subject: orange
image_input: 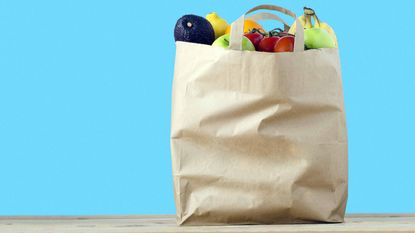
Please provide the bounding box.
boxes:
[225,19,264,34]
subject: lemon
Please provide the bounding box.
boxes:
[206,12,229,39]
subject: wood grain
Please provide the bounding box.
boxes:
[0,214,414,233]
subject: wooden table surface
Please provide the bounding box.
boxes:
[1,214,414,233]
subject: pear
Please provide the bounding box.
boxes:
[206,12,229,39]
[304,28,335,49]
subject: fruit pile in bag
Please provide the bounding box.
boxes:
[174,7,338,52]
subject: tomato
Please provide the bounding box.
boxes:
[274,36,295,52]
[258,36,280,52]
[244,32,264,50]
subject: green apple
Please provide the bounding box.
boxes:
[212,34,255,51]
[304,28,335,49]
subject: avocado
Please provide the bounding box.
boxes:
[174,14,215,45]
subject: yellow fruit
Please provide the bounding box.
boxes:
[225,19,264,34]
[289,7,315,35]
[288,7,338,48]
[206,12,229,39]
[288,15,312,35]
[313,16,338,48]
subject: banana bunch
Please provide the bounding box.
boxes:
[289,7,338,47]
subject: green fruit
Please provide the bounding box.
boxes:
[174,14,215,45]
[304,28,335,49]
[212,34,255,51]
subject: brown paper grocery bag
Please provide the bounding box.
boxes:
[171,4,347,225]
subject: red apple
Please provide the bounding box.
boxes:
[244,32,264,50]
[258,36,280,52]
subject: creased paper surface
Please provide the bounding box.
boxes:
[171,41,348,225]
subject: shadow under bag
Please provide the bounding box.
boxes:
[170,4,348,225]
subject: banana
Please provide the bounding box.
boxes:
[313,14,338,47]
[288,7,338,48]
[288,14,312,35]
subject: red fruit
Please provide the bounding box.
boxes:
[258,36,280,52]
[274,36,295,52]
[244,32,264,50]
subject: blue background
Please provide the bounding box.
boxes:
[0,0,414,215]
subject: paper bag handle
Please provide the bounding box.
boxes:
[245,5,297,17]
[246,12,290,32]
[229,5,304,52]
